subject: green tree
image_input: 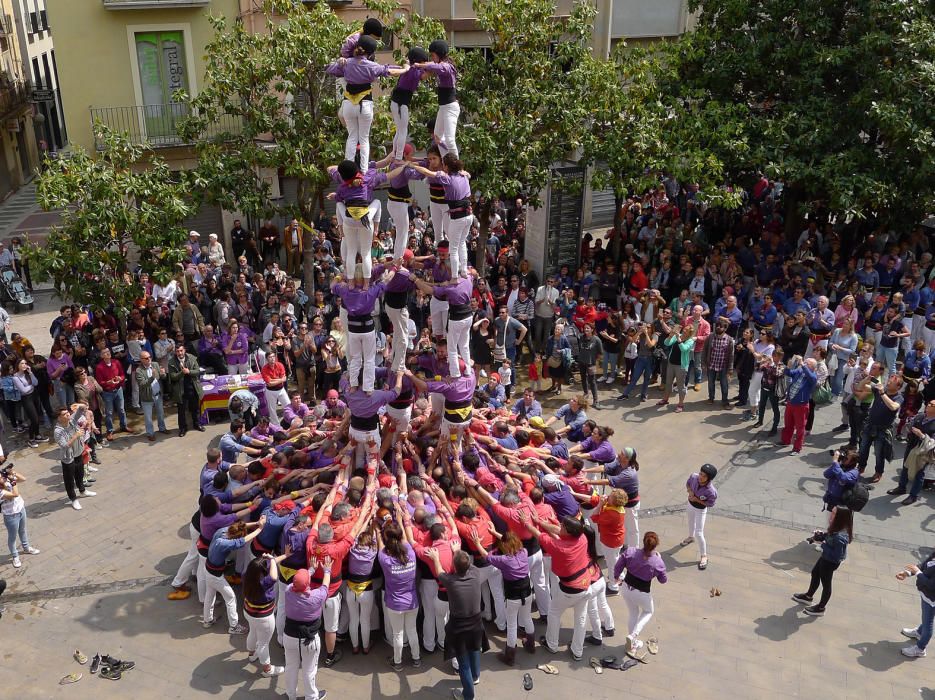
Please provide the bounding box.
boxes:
[28,125,196,316]
[456,0,596,275]
[179,0,443,290]
[583,42,747,257]
[672,0,935,232]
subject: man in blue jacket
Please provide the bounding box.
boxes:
[780,356,818,455]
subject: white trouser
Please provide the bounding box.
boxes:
[347,330,377,391]
[323,593,341,632]
[171,523,201,595]
[385,304,411,372]
[622,585,655,638]
[265,386,290,425]
[386,605,420,664]
[429,296,449,338]
[434,596,450,648]
[545,586,589,657]
[587,577,615,639]
[196,555,207,606]
[528,549,550,616]
[924,326,935,354]
[440,417,470,455]
[341,203,381,279]
[505,595,535,647]
[434,101,461,157]
[349,425,381,469]
[430,392,445,421]
[386,198,411,259]
[246,611,275,666]
[385,404,412,435]
[204,573,238,628]
[341,98,374,167]
[346,588,375,649]
[478,564,506,629]
[276,579,288,644]
[805,337,829,360]
[227,362,250,375]
[687,505,708,557]
[748,370,763,408]
[283,633,321,700]
[446,315,473,377]
[624,503,640,549]
[419,578,440,650]
[446,214,472,279]
[390,101,410,161]
[596,539,622,590]
[429,201,448,241]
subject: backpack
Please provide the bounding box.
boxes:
[839,483,870,513]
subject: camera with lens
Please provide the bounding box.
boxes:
[0,463,16,487]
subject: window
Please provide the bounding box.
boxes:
[39,10,48,31]
[134,30,189,140]
[28,11,38,34]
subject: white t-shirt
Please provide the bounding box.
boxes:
[1,491,24,516]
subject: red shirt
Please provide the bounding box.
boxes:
[591,504,626,547]
[261,361,286,388]
[306,532,354,596]
[539,532,591,591]
[95,359,125,390]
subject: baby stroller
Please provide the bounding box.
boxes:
[0,267,33,312]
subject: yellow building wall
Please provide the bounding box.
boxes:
[46,0,239,153]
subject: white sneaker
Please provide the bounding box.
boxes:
[12,556,21,568]
[901,627,921,640]
[87,466,99,473]
[71,500,82,510]
[82,491,96,497]
[901,645,926,658]
[202,618,215,629]
[261,665,284,677]
[25,547,40,555]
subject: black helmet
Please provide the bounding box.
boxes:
[407,46,429,64]
[428,39,449,59]
[357,35,378,56]
[337,160,358,181]
[700,464,718,481]
[362,18,384,38]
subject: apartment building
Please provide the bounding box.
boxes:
[0,0,38,200]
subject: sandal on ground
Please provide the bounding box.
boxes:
[59,672,82,684]
[589,657,603,674]
[698,556,708,570]
[523,673,534,691]
[647,638,659,655]
[536,663,559,675]
[73,649,88,665]
[99,666,121,681]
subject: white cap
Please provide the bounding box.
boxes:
[189,230,200,237]
[209,233,218,239]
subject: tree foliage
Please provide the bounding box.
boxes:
[29,125,196,315]
[671,0,935,227]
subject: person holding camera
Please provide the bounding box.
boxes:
[792,507,853,617]
[821,449,860,514]
[855,371,904,483]
[895,551,935,658]
[780,355,818,455]
[53,403,96,511]
[1,451,39,568]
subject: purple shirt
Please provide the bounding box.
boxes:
[421,60,456,88]
[423,257,451,285]
[198,334,223,356]
[340,31,362,58]
[331,167,388,204]
[282,402,311,424]
[373,264,415,294]
[349,543,378,577]
[486,550,529,582]
[432,171,471,201]
[432,276,473,305]
[221,331,250,365]
[379,544,418,611]
[388,165,424,189]
[326,56,393,85]
[331,281,385,316]
[426,372,476,403]
[579,437,615,464]
[395,65,423,92]
[345,387,399,417]
[686,473,718,508]
[284,581,329,622]
[200,511,238,542]
[613,546,668,584]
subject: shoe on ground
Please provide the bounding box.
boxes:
[229,623,248,634]
[167,588,191,601]
[791,450,801,456]
[901,496,918,505]
[81,490,96,497]
[791,593,813,604]
[87,465,99,472]
[71,500,82,510]
[584,634,602,646]
[568,647,582,662]
[12,556,21,568]
[323,649,343,666]
[452,689,464,700]
[887,488,907,496]
[89,654,101,674]
[102,655,135,672]
[412,657,422,668]
[866,474,882,484]
[25,546,39,555]
[202,618,215,629]
[387,655,403,671]
[605,586,619,596]
[901,645,926,658]
[803,606,825,616]
[261,665,284,677]
[901,627,921,640]
[27,440,39,448]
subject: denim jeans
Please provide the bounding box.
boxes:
[878,345,898,377]
[707,369,729,402]
[830,362,846,396]
[3,509,29,557]
[858,425,891,475]
[141,397,167,436]
[690,350,704,385]
[623,356,652,398]
[456,649,482,700]
[601,351,619,379]
[914,597,934,651]
[897,466,926,499]
[101,389,128,432]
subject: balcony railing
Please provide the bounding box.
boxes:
[0,80,33,120]
[90,103,241,150]
[102,0,211,9]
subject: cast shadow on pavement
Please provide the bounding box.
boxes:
[764,541,816,575]
[75,585,206,643]
[190,648,281,697]
[753,605,819,642]
[848,639,913,673]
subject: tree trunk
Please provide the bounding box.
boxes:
[297,177,318,297]
[477,200,491,278]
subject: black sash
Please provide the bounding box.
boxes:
[284,616,322,641]
[624,571,651,593]
[347,314,375,333]
[385,290,408,309]
[448,302,472,320]
[351,414,379,431]
[503,575,532,600]
[388,186,413,202]
[437,86,457,104]
[391,87,413,106]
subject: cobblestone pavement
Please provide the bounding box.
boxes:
[0,300,932,699]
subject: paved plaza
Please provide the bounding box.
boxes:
[0,296,932,700]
